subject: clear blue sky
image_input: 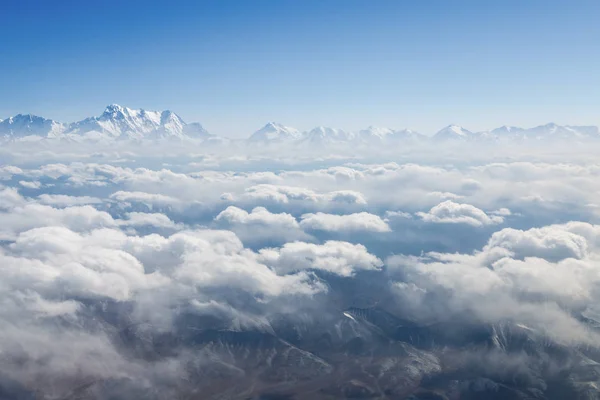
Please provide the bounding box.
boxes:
[1,0,599,136]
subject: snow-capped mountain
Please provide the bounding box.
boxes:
[524,123,593,140]
[490,125,525,135]
[355,126,426,144]
[2,106,600,145]
[182,122,212,139]
[433,125,474,140]
[299,126,354,144]
[473,123,600,141]
[65,104,199,140]
[0,114,65,140]
[247,122,302,143]
[567,125,600,136]
[473,125,526,141]
[356,126,396,143]
[0,105,215,142]
[386,128,427,142]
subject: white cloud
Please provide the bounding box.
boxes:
[299,212,391,233]
[110,190,184,209]
[214,206,311,243]
[0,187,26,210]
[231,184,367,208]
[384,210,412,222]
[416,200,505,227]
[19,180,42,189]
[215,206,299,228]
[0,203,116,240]
[259,240,382,277]
[119,212,182,229]
[0,165,23,180]
[37,194,103,206]
[388,221,600,346]
[4,140,600,395]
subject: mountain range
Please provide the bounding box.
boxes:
[1,105,599,144]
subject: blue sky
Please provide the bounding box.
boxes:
[1,0,600,137]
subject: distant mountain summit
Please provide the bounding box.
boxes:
[248,122,302,143]
[0,114,64,140]
[1,106,599,145]
[64,104,213,140]
[434,125,473,140]
[0,104,215,142]
[475,123,600,141]
[299,126,354,144]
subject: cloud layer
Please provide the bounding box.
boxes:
[1,140,600,398]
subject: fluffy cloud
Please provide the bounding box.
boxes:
[388,221,600,346]
[299,212,391,233]
[259,240,383,277]
[110,190,185,209]
[37,194,103,206]
[119,212,182,230]
[416,200,505,227]
[214,206,311,243]
[19,180,42,189]
[215,206,299,228]
[0,203,116,240]
[4,140,600,397]
[228,184,367,208]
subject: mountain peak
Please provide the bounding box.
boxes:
[300,126,353,144]
[103,104,126,114]
[490,125,524,134]
[262,121,286,130]
[248,122,301,143]
[434,125,473,140]
[0,113,64,139]
[358,126,394,137]
[58,105,212,140]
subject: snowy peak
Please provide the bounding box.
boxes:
[3,105,600,145]
[522,123,593,140]
[182,122,212,139]
[0,104,214,142]
[473,124,600,141]
[248,122,302,143]
[567,125,599,136]
[357,126,426,144]
[387,128,426,142]
[65,104,201,140]
[300,126,354,144]
[87,104,166,137]
[0,114,65,139]
[474,125,526,140]
[491,125,524,135]
[434,125,473,140]
[357,126,395,141]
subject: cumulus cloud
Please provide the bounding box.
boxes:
[110,190,185,209]
[3,140,600,397]
[119,212,182,230]
[229,184,367,208]
[416,200,505,226]
[0,165,23,180]
[259,240,383,277]
[19,180,42,189]
[384,210,413,222]
[0,203,116,240]
[214,206,311,243]
[299,212,391,233]
[388,221,600,346]
[216,206,299,228]
[37,193,103,206]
